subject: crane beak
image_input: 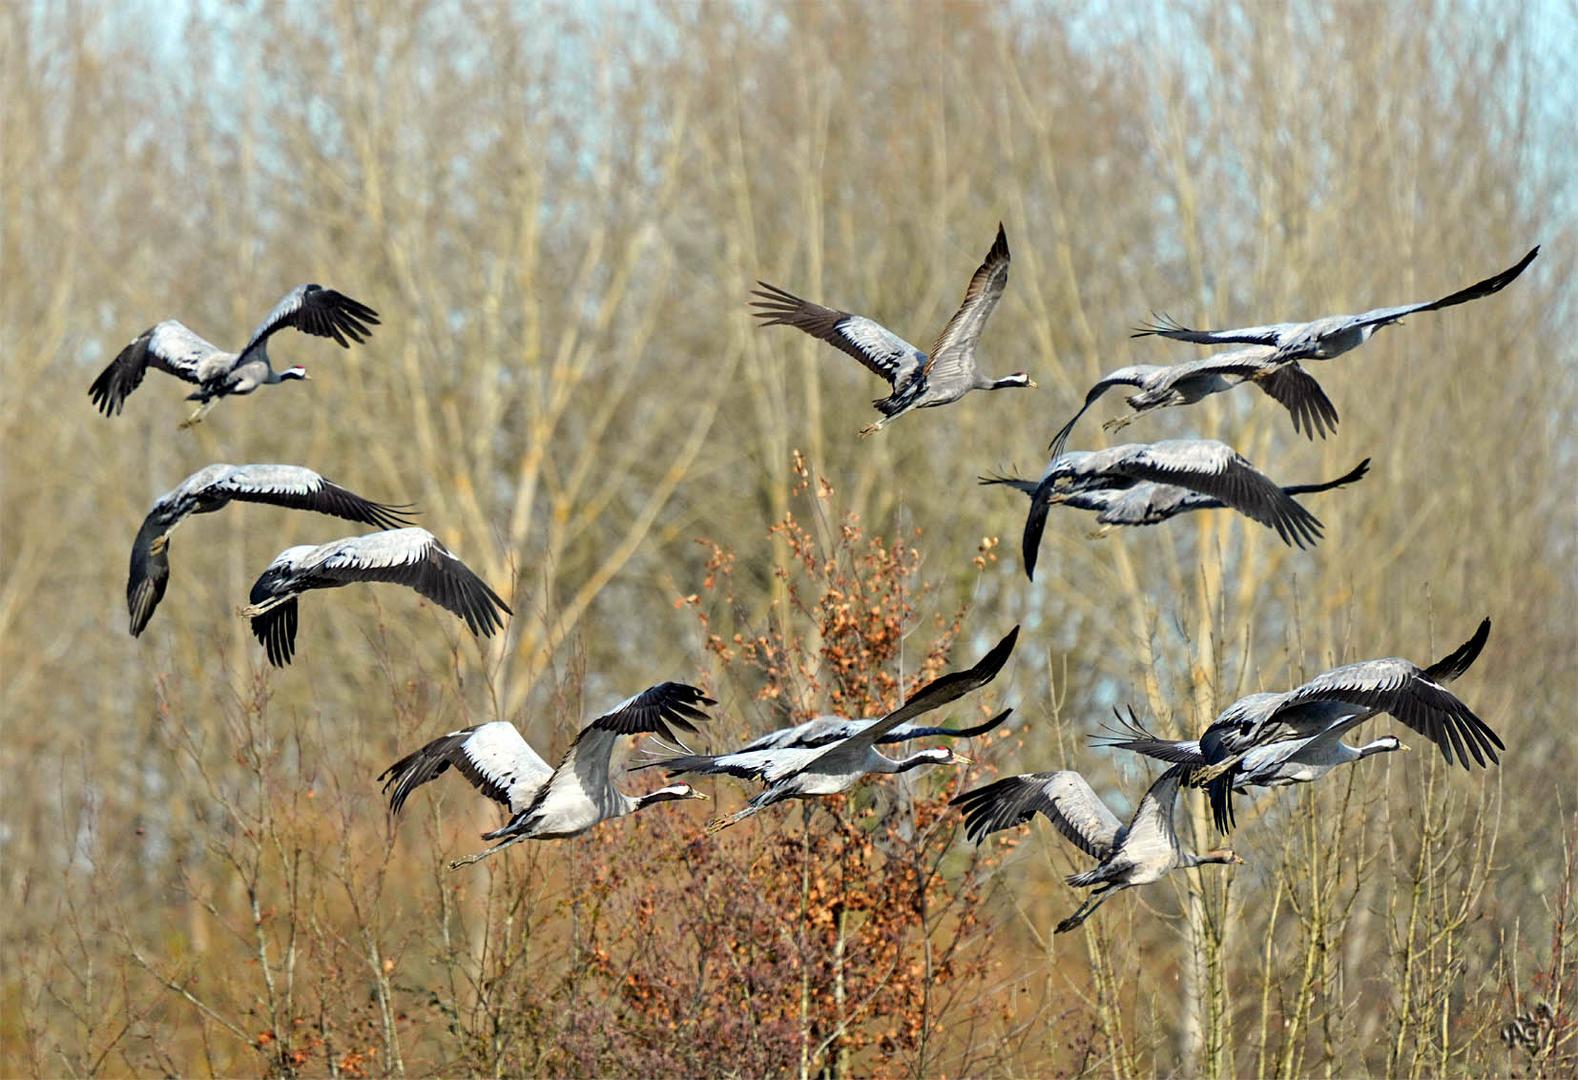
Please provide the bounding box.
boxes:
[1027,377,1039,389]
[952,754,973,766]
[1398,743,1413,752]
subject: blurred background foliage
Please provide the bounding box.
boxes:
[2,0,1575,1074]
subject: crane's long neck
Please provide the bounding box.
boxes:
[1184,848,1240,869]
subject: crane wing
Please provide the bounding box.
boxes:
[1116,440,1324,548]
[1131,312,1300,348]
[750,281,924,390]
[314,528,511,637]
[126,515,174,637]
[1253,363,1339,439]
[951,770,1124,857]
[243,283,381,354]
[801,626,1019,775]
[1090,707,1207,765]
[215,465,415,529]
[924,223,1011,381]
[1273,655,1501,768]
[1342,246,1539,332]
[1121,766,1188,862]
[378,721,552,816]
[513,682,716,822]
[89,321,222,415]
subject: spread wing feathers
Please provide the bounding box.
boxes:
[634,746,804,782]
[1046,367,1153,461]
[978,472,1041,496]
[89,321,221,415]
[952,771,1125,857]
[816,625,1019,763]
[1121,766,1189,861]
[252,598,299,667]
[244,284,381,353]
[581,682,715,744]
[1091,707,1207,765]
[1424,618,1492,684]
[1343,246,1540,330]
[1117,441,1323,548]
[213,465,415,529]
[513,688,714,824]
[1283,458,1372,497]
[925,223,1011,379]
[127,516,172,637]
[378,721,551,817]
[1274,659,1502,768]
[736,707,1011,753]
[1131,312,1299,347]
[314,529,510,636]
[1255,364,1339,438]
[750,281,924,389]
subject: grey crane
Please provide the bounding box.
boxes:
[90,284,379,426]
[1179,619,1499,831]
[639,627,1019,832]
[126,463,414,636]
[952,765,1243,933]
[1133,246,1538,364]
[384,683,717,869]
[985,456,1368,540]
[732,707,1013,753]
[1044,345,1337,465]
[750,224,1034,436]
[240,527,510,666]
[1020,439,1326,579]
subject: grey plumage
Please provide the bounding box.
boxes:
[733,707,1014,753]
[242,527,510,666]
[127,463,414,636]
[751,224,1034,435]
[1020,439,1327,579]
[1133,247,1538,363]
[952,765,1242,933]
[1045,345,1338,464]
[445,683,716,867]
[984,457,1368,531]
[1179,619,1498,831]
[650,627,1020,832]
[89,284,379,423]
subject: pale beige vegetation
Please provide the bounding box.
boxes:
[1,0,1575,1075]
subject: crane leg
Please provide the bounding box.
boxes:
[449,831,529,870]
[705,805,761,834]
[1054,886,1118,934]
[858,417,890,438]
[1085,526,1112,541]
[1100,413,1135,434]
[178,400,217,429]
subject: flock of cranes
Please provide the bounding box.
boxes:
[92,222,1533,931]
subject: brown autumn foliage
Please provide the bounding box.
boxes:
[2,0,1576,1076]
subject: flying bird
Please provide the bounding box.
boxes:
[984,457,1368,540]
[1020,439,1327,579]
[733,707,1013,753]
[89,284,380,427]
[1133,247,1538,364]
[1044,345,1337,465]
[952,765,1243,933]
[639,627,1020,832]
[241,527,510,666]
[1179,619,1499,831]
[125,463,414,637]
[380,683,716,869]
[750,224,1034,436]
